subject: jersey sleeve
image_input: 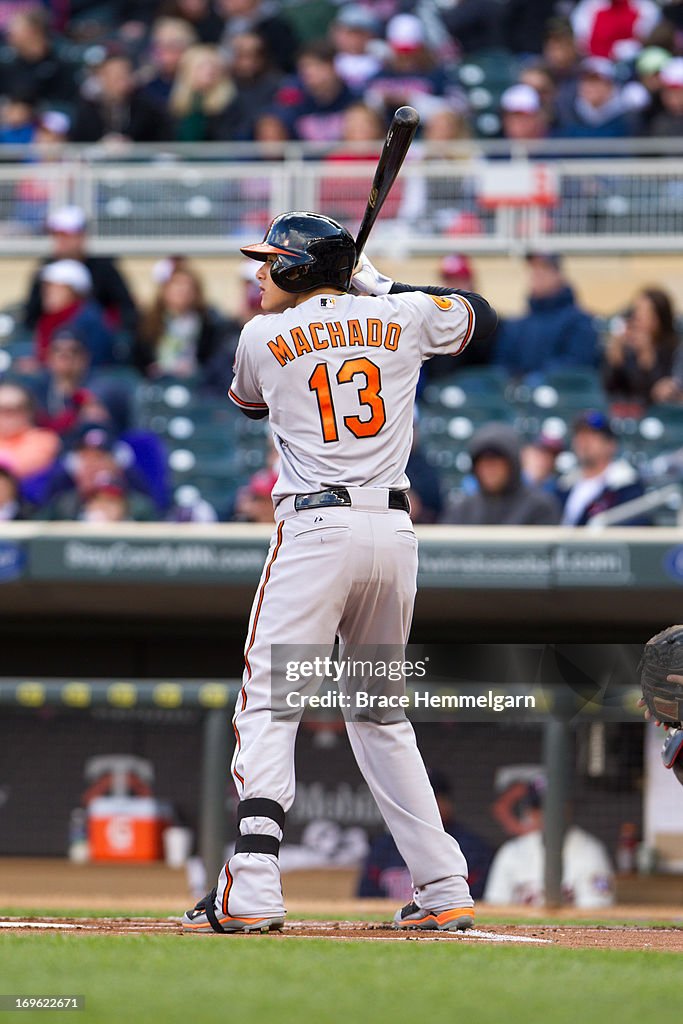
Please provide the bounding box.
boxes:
[228,322,268,414]
[407,291,477,360]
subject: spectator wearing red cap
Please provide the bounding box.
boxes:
[23,205,138,336]
[77,473,131,523]
[570,0,660,59]
[424,254,494,376]
[233,466,277,523]
[649,58,683,136]
[521,434,564,497]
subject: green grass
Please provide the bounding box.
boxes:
[1,934,682,1024]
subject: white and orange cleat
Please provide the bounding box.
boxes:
[182,887,285,934]
[392,900,475,932]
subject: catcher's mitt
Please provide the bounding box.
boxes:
[640,625,683,726]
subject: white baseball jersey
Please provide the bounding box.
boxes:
[483,826,615,909]
[229,290,475,501]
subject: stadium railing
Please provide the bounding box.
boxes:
[0,139,682,254]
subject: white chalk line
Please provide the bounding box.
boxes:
[0,920,80,930]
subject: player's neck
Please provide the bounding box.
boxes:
[294,287,345,307]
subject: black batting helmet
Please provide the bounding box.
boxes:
[240,212,356,294]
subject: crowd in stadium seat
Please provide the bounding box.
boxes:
[0,205,677,526]
[1,0,683,144]
[0,4,679,524]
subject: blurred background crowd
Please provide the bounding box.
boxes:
[0,0,679,525]
[1,0,683,146]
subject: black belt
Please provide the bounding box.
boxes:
[294,487,409,513]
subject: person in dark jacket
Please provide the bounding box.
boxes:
[218,0,299,74]
[23,206,138,335]
[275,41,358,142]
[494,251,598,378]
[558,410,651,525]
[554,57,638,139]
[604,286,681,408]
[0,9,77,106]
[70,51,172,144]
[358,772,494,901]
[444,422,561,525]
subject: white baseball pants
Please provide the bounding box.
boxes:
[215,489,472,918]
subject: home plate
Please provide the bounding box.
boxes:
[0,920,80,929]
[460,929,551,944]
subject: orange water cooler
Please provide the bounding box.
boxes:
[88,796,172,862]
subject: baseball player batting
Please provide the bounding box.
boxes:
[182,211,498,934]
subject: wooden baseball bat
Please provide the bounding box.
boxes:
[355,105,420,258]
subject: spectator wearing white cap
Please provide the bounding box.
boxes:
[34,260,115,369]
[501,84,549,140]
[364,14,455,123]
[35,111,70,145]
[649,58,683,136]
[555,57,635,137]
[23,205,138,336]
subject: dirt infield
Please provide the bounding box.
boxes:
[4,859,683,951]
[3,915,683,951]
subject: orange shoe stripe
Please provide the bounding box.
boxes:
[435,908,475,925]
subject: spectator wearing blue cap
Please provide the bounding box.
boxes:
[558,411,650,525]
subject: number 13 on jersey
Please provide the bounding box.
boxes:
[308,357,387,442]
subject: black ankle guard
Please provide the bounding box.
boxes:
[234,834,280,856]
